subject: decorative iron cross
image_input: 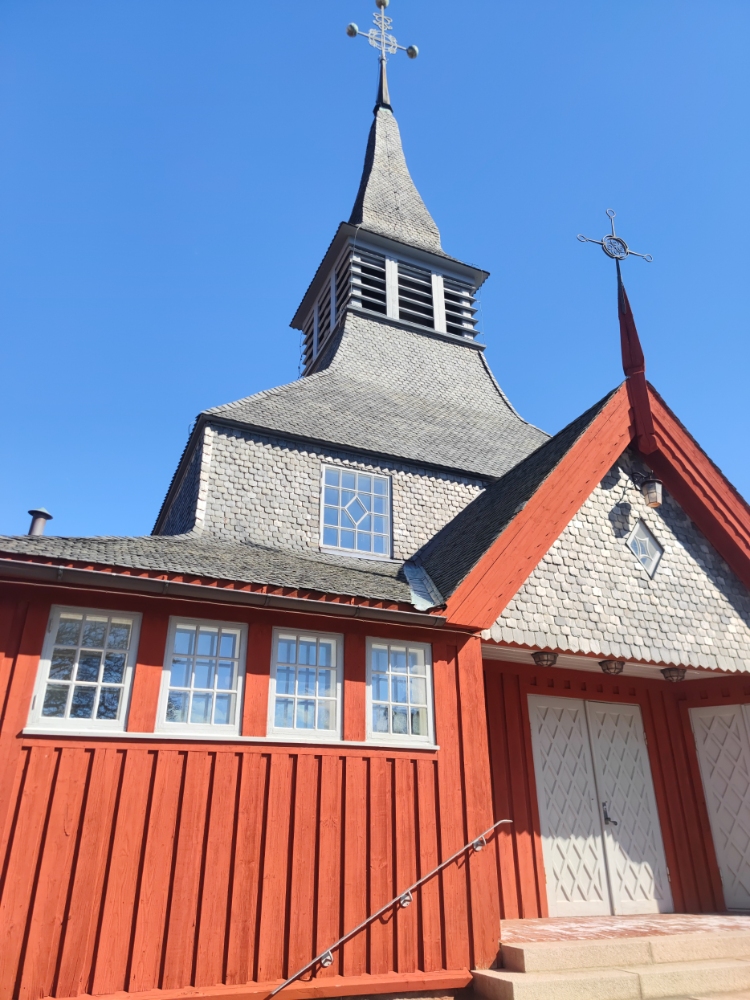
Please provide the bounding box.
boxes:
[346,0,419,63]
[578,209,653,263]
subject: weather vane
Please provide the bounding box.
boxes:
[346,0,419,64]
[578,209,653,263]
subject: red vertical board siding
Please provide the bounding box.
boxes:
[127,612,169,733]
[315,754,343,978]
[129,749,184,993]
[243,623,272,737]
[194,751,241,988]
[225,752,270,987]
[255,753,294,982]
[287,753,320,975]
[17,747,89,1000]
[344,632,366,742]
[416,758,442,973]
[432,642,471,972]
[369,755,394,975]
[394,758,419,973]
[161,751,213,989]
[342,755,367,977]
[456,638,500,968]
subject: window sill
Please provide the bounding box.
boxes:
[21,726,440,751]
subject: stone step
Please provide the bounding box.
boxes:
[472,958,750,1000]
[501,931,750,973]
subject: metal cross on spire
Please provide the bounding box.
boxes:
[346,0,419,97]
[578,209,653,264]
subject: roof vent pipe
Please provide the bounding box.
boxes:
[28,508,53,536]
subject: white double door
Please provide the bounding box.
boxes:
[691,704,750,910]
[528,695,673,916]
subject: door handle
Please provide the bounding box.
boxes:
[602,801,618,826]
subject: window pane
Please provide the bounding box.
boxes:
[97,688,121,720]
[408,649,426,674]
[357,533,372,552]
[391,676,408,704]
[324,507,338,526]
[373,535,386,554]
[341,509,355,529]
[324,487,339,505]
[196,629,218,657]
[410,707,427,736]
[317,669,333,697]
[214,694,234,725]
[317,700,334,730]
[276,666,295,695]
[82,619,107,648]
[42,684,68,717]
[323,526,338,546]
[174,628,195,655]
[298,640,316,665]
[341,471,356,490]
[217,662,235,690]
[170,658,190,688]
[76,652,102,683]
[372,672,388,701]
[297,667,316,696]
[372,645,388,671]
[392,707,408,735]
[374,479,387,495]
[373,496,386,514]
[190,693,213,724]
[103,652,126,684]
[219,632,237,658]
[194,660,213,690]
[409,677,427,704]
[70,686,96,719]
[275,698,294,727]
[318,641,333,667]
[49,649,75,680]
[373,704,389,732]
[374,516,386,533]
[166,691,188,722]
[324,468,340,486]
[340,530,355,548]
[391,649,407,673]
[107,621,131,650]
[55,616,81,647]
[296,700,316,729]
[358,474,372,493]
[277,638,297,664]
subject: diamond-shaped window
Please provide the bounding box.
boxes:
[627,519,663,577]
[347,497,367,523]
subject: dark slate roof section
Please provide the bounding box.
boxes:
[348,106,443,255]
[206,312,549,479]
[416,389,620,600]
[0,534,415,605]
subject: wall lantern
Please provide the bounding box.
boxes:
[661,666,687,682]
[631,473,663,508]
[599,659,625,675]
[532,651,558,667]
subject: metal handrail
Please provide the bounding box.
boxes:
[267,817,513,998]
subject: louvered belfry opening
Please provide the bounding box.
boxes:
[397,263,434,329]
[351,249,387,314]
[444,278,478,338]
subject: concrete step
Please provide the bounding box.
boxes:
[501,931,750,973]
[473,958,750,1000]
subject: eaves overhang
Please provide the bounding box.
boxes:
[290,222,490,332]
[0,557,448,628]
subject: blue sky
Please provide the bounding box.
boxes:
[1,0,748,537]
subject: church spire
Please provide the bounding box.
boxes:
[346,1,441,254]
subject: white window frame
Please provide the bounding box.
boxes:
[626,518,664,578]
[366,638,436,748]
[319,464,393,560]
[156,617,248,737]
[27,605,142,733]
[267,628,343,742]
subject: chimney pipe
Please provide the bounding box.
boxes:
[28,508,53,536]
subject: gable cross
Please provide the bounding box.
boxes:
[346,0,419,65]
[578,209,653,264]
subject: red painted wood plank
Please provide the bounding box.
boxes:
[416,758,442,972]
[341,756,367,977]
[287,754,320,976]
[432,642,470,972]
[17,746,89,1000]
[315,754,343,978]
[255,753,295,983]
[343,632,366,742]
[394,758,418,973]
[195,751,241,988]
[161,750,214,989]
[226,752,270,987]
[129,750,185,993]
[368,755,394,975]
[511,673,547,918]
[455,637,499,968]
[91,748,155,995]
[0,745,58,1000]
[243,623,272,737]
[55,747,122,999]
[127,611,170,733]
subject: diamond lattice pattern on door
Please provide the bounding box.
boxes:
[534,703,609,906]
[692,707,750,908]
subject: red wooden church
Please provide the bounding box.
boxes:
[2,6,750,1000]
